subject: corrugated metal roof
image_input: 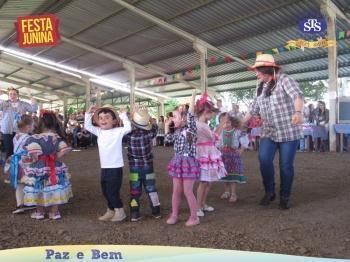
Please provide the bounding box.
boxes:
[0,0,349,104]
[0,0,49,39]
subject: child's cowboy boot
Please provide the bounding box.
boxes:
[110,208,126,222]
[98,209,115,221]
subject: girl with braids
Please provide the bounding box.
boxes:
[196,93,227,217]
[21,110,72,220]
[165,91,200,227]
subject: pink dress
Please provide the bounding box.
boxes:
[196,121,227,181]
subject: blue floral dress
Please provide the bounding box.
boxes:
[22,133,72,207]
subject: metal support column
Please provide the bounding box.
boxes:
[323,5,338,152]
[193,43,208,93]
[124,63,136,112]
[63,97,68,121]
[84,78,92,110]
[96,84,102,107]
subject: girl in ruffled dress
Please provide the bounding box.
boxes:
[5,115,35,214]
[22,110,72,220]
[165,92,200,226]
[196,93,227,217]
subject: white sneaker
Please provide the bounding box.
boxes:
[98,209,115,221]
[197,209,205,217]
[203,204,214,212]
[110,208,126,222]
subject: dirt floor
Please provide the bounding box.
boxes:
[0,146,349,259]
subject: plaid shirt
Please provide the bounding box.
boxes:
[165,112,197,157]
[126,124,158,167]
[250,72,304,142]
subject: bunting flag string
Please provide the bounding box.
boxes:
[139,29,350,87]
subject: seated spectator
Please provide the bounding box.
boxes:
[247,113,262,151]
[314,101,329,152]
[77,124,91,149]
[164,112,175,147]
[156,116,165,146]
[66,114,79,147]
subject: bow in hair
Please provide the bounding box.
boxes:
[39,109,55,117]
[198,92,208,106]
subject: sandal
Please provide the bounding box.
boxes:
[220,192,230,199]
[30,211,45,220]
[49,211,61,220]
[166,215,178,225]
[185,217,200,227]
[229,193,238,203]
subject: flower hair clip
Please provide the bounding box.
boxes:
[198,92,208,107]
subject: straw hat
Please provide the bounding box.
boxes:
[92,104,118,126]
[132,108,151,130]
[249,54,280,70]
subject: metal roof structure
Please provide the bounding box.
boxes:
[0,0,349,108]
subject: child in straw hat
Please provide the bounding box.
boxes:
[126,106,160,222]
[85,104,131,222]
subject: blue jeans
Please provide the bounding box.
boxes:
[73,128,78,147]
[258,138,299,200]
[343,134,349,151]
[101,168,123,209]
[299,136,309,151]
[3,133,15,158]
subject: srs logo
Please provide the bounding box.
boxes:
[299,18,327,33]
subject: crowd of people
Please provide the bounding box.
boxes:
[1,54,338,226]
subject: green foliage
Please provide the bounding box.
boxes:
[298,81,327,101]
[67,102,86,115]
[165,99,179,116]
[228,89,255,107]
[67,107,75,115]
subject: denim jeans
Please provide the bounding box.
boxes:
[299,136,309,151]
[72,128,78,147]
[343,134,349,151]
[101,168,123,209]
[258,138,299,200]
[3,133,16,158]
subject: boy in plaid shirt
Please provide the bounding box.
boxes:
[126,107,160,222]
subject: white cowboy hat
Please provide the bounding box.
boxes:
[132,109,151,130]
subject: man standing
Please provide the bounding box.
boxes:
[0,88,37,158]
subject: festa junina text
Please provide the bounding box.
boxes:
[15,14,60,48]
[45,249,123,260]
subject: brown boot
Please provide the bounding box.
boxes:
[98,209,115,221]
[110,208,126,222]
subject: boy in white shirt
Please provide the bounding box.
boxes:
[85,105,131,222]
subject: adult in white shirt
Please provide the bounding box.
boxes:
[0,88,37,157]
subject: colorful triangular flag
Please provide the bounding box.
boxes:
[338,31,345,40]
